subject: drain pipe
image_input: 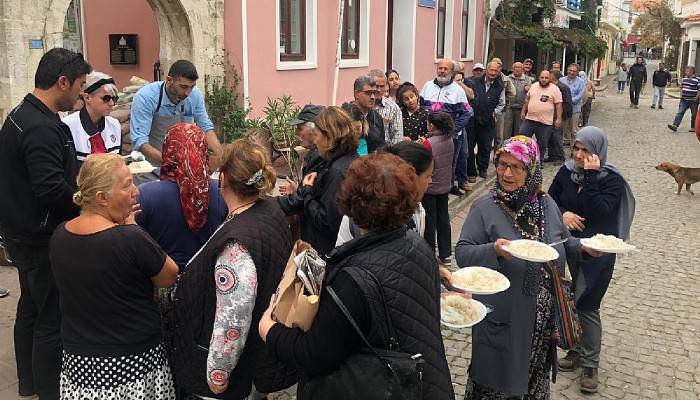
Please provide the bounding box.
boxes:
[332,0,346,105]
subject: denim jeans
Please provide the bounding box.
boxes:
[617,81,625,92]
[672,98,699,128]
[652,86,666,107]
[4,239,62,399]
[452,130,468,185]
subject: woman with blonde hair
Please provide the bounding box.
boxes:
[62,71,122,164]
[49,153,178,399]
[171,139,294,399]
[277,106,358,255]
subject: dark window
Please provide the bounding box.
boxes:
[279,0,306,61]
[460,0,469,59]
[436,0,447,59]
[342,0,361,59]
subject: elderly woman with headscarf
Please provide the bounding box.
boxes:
[62,71,122,165]
[549,126,634,394]
[136,123,227,269]
[455,135,602,399]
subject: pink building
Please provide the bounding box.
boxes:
[80,0,487,118]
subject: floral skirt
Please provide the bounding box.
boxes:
[60,342,176,400]
[464,275,555,400]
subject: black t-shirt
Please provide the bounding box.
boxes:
[50,223,167,357]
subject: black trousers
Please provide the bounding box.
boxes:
[5,239,62,399]
[422,193,451,259]
[467,121,496,177]
[629,80,643,105]
[546,125,566,161]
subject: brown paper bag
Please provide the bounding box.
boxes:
[271,240,320,332]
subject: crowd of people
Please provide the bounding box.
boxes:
[0,47,636,400]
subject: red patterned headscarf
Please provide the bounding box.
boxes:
[160,123,210,231]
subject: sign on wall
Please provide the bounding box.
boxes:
[109,34,138,65]
[418,0,436,8]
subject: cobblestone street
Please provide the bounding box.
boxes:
[1,78,699,399]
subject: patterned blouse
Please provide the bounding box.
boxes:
[376,96,404,144]
[206,241,257,388]
[402,108,429,141]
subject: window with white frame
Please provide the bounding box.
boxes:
[436,0,447,59]
[460,0,476,60]
[279,0,306,61]
[339,0,370,68]
[276,0,317,70]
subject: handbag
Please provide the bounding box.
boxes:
[544,261,581,350]
[301,271,425,400]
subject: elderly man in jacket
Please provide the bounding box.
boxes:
[560,63,585,146]
[467,61,505,181]
[420,59,473,196]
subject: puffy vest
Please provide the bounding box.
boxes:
[472,76,504,127]
[324,227,455,400]
[171,199,295,399]
[425,134,454,195]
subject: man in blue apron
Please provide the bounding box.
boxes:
[130,60,222,181]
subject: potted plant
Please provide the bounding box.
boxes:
[262,95,302,181]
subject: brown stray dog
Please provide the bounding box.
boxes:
[655,161,700,195]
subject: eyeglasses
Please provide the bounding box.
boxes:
[101,95,119,103]
[357,90,378,97]
[496,161,527,174]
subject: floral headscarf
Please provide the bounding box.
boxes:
[491,135,544,239]
[492,136,546,296]
[160,123,210,232]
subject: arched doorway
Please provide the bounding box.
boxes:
[44,0,222,83]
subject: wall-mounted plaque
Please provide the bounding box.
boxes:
[418,0,436,7]
[109,34,138,65]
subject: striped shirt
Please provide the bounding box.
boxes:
[681,76,700,99]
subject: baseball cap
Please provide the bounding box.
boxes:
[288,104,325,125]
[473,63,485,70]
[523,58,534,64]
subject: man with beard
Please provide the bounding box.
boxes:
[130,60,223,175]
[0,48,91,399]
[627,56,647,109]
[523,58,536,81]
[519,70,563,157]
[420,59,473,196]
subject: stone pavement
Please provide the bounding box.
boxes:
[1,83,699,399]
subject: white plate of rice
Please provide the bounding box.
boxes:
[504,239,559,263]
[580,234,636,254]
[127,160,156,175]
[440,295,487,329]
[452,266,510,295]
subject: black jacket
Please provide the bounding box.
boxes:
[556,82,573,120]
[341,102,385,153]
[471,76,504,127]
[652,69,672,87]
[277,150,357,255]
[628,63,648,84]
[267,227,455,400]
[171,199,295,398]
[0,94,80,246]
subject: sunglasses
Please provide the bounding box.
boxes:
[357,90,378,97]
[100,95,119,103]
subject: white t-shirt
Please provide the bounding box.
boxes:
[335,204,426,247]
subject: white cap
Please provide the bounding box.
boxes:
[473,63,485,70]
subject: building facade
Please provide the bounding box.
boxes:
[675,0,700,71]
[0,0,487,120]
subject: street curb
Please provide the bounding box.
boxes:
[447,172,497,219]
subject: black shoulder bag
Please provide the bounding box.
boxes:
[301,271,425,400]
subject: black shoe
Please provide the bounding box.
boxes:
[478,171,488,179]
[690,129,695,132]
[651,105,655,109]
[668,124,678,132]
[634,105,639,109]
[438,256,453,266]
[449,186,464,197]
[659,105,664,109]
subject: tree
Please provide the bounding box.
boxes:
[631,0,681,58]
